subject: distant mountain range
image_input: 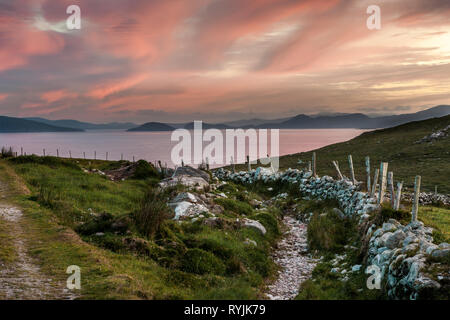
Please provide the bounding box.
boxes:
[127,105,450,131]
[0,116,84,133]
[0,105,448,133]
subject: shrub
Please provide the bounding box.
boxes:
[215,198,253,215]
[181,248,226,275]
[133,188,172,238]
[132,160,158,179]
[307,210,350,252]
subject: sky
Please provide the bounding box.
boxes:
[0,0,449,124]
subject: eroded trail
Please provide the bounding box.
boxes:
[0,181,75,299]
[265,216,318,300]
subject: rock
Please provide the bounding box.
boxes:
[244,238,257,246]
[169,201,208,220]
[431,248,450,260]
[332,208,346,219]
[385,230,406,249]
[171,192,197,203]
[241,218,267,235]
[351,265,362,272]
[382,222,398,233]
[95,232,105,236]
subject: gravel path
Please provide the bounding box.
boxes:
[265,216,318,300]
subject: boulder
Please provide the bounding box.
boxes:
[241,218,267,235]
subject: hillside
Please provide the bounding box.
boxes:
[277,115,450,193]
[127,122,174,132]
[0,116,84,133]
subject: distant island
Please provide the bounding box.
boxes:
[0,116,84,133]
[127,122,175,132]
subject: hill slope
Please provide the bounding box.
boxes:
[278,115,450,193]
[0,116,84,133]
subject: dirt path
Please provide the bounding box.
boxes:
[0,181,76,300]
[265,216,318,300]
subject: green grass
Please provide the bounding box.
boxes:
[419,206,450,244]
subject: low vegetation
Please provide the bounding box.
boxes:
[0,156,283,299]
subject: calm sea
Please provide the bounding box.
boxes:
[0,129,367,168]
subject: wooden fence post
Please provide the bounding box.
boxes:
[121,153,123,161]
[387,171,395,207]
[332,161,344,180]
[312,152,317,177]
[378,162,388,204]
[133,156,135,163]
[365,156,371,194]
[370,168,380,198]
[56,149,59,158]
[348,155,356,184]
[43,149,46,156]
[206,157,210,171]
[231,156,235,173]
[411,175,421,222]
[394,181,403,210]
[69,150,72,159]
[94,151,96,160]
[308,161,312,172]
[21,147,23,156]
[83,152,86,159]
[247,155,251,171]
[106,152,108,161]
[435,185,438,195]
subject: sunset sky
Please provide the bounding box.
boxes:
[0,0,449,123]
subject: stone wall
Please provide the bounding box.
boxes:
[214,167,449,299]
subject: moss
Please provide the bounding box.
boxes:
[181,248,226,275]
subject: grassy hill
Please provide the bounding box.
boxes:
[280,115,450,194]
[232,115,450,194]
